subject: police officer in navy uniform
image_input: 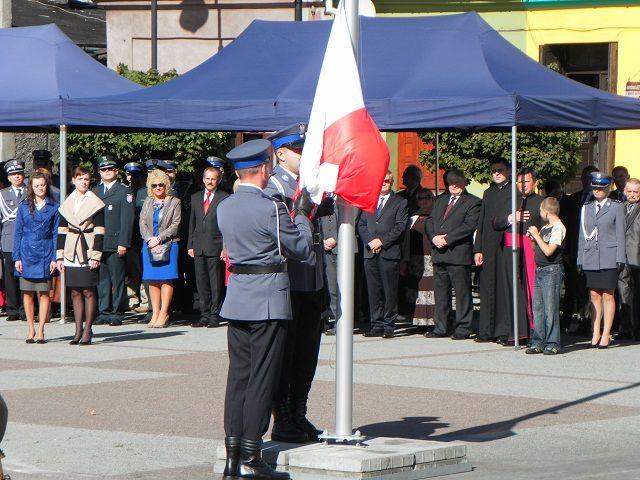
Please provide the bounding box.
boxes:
[125,162,147,311]
[264,123,326,443]
[92,156,135,326]
[0,160,26,321]
[32,150,60,202]
[218,139,313,480]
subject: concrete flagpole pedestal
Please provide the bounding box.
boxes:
[215,438,471,479]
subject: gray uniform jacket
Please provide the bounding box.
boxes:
[623,201,640,268]
[0,186,25,253]
[217,184,313,321]
[578,199,626,271]
[263,164,323,292]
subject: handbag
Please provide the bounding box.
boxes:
[148,243,171,264]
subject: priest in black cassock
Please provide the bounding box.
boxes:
[474,159,513,343]
[492,167,543,344]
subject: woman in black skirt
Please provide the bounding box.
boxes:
[577,172,626,349]
[56,167,105,345]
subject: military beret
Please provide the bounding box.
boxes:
[4,159,25,175]
[124,162,144,174]
[268,123,306,150]
[226,139,271,170]
[590,172,612,188]
[97,155,118,170]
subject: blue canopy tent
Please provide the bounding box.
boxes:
[63,12,640,132]
[0,24,141,132]
[0,23,141,322]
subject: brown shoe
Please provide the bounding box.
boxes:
[134,306,149,314]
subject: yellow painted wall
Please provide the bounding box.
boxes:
[525,6,640,177]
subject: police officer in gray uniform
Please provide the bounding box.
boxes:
[0,160,26,321]
[92,156,135,326]
[264,123,326,443]
[218,139,313,480]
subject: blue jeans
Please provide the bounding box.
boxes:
[532,264,564,350]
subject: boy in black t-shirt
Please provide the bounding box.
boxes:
[526,197,566,355]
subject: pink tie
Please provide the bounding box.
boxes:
[204,192,211,215]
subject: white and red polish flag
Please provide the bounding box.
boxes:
[298,3,389,214]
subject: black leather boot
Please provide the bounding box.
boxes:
[270,400,308,443]
[223,436,240,479]
[290,398,322,441]
[238,438,289,480]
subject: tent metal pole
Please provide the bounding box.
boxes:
[59,125,68,324]
[325,0,363,443]
[511,125,519,349]
[151,0,158,71]
[435,133,440,195]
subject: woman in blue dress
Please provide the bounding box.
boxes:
[13,172,59,344]
[139,169,181,328]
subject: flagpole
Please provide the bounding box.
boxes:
[324,0,364,443]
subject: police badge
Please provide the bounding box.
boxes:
[126,194,133,203]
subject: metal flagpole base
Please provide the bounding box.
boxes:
[319,429,366,445]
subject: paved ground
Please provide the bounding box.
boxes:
[1,314,640,479]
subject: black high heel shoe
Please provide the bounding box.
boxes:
[79,330,93,346]
[69,332,83,345]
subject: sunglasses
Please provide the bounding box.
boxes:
[151,183,166,188]
[100,167,117,172]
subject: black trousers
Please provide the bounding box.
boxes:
[2,251,20,317]
[363,256,400,331]
[433,264,473,336]
[224,320,287,440]
[324,253,338,319]
[617,265,640,337]
[194,255,222,321]
[275,291,323,402]
[98,251,127,320]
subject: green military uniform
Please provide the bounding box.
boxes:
[93,157,135,326]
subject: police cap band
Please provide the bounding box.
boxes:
[268,123,306,150]
[124,162,144,174]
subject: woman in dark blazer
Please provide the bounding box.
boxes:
[577,172,626,348]
[140,169,181,328]
[13,173,59,344]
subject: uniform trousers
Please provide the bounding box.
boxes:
[324,252,339,319]
[224,320,287,440]
[617,265,640,338]
[275,291,324,402]
[125,245,142,308]
[194,255,222,321]
[98,251,127,320]
[363,256,400,331]
[2,251,20,317]
[433,264,473,336]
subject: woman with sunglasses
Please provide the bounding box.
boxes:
[577,172,626,349]
[57,167,105,345]
[139,169,181,328]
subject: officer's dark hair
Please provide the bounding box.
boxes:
[582,165,599,175]
[26,172,52,214]
[236,165,264,179]
[445,168,466,186]
[612,165,629,176]
[518,167,536,180]
[489,157,510,169]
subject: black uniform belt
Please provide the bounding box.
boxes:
[229,264,287,274]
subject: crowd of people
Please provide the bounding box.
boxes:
[2,125,640,480]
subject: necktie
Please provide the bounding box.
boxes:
[376,196,384,216]
[596,203,601,215]
[203,192,211,215]
[443,195,457,219]
[628,203,634,214]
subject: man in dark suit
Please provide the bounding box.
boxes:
[398,165,423,216]
[425,168,481,339]
[357,171,409,338]
[187,165,229,328]
[561,165,599,332]
[617,178,640,340]
[93,156,135,326]
[610,166,629,202]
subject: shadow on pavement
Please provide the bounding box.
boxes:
[359,416,450,440]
